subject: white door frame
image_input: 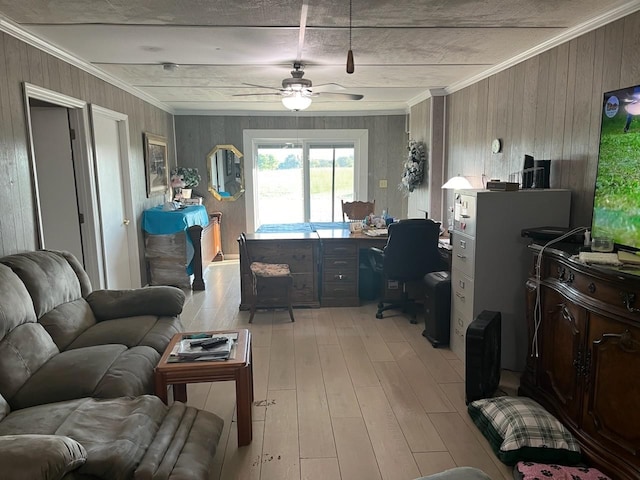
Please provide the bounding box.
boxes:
[89,104,141,288]
[23,82,104,286]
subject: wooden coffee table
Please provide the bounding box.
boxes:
[154,329,253,446]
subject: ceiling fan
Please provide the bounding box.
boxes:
[233,62,364,111]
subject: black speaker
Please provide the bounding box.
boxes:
[422,271,451,347]
[465,310,501,404]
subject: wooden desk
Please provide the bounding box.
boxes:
[239,232,320,309]
[317,229,387,307]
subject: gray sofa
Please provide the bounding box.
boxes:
[0,250,223,479]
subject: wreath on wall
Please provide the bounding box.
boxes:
[399,139,426,195]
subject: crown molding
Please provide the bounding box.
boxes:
[0,14,174,114]
[446,1,640,94]
[173,108,408,117]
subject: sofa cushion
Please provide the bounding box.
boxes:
[468,396,582,465]
[0,322,59,403]
[39,298,97,351]
[10,345,159,409]
[67,315,182,355]
[86,287,185,321]
[0,434,87,480]
[0,396,223,480]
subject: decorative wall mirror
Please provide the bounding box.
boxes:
[207,144,244,201]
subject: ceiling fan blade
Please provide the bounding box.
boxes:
[241,82,282,91]
[232,92,283,97]
[317,92,364,101]
[312,83,346,92]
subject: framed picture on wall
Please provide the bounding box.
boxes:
[144,132,168,197]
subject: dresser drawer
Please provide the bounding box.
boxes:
[452,270,474,320]
[451,234,475,277]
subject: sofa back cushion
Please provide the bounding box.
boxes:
[0,250,97,348]
[0,323,59,404]
[0,264,38,339]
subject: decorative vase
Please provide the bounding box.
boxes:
[181,188,192,199]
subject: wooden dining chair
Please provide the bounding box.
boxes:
[238,233,295,323]
[341,200,375,221]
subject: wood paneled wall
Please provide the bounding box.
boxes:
[175,115,406,255]
[445,12,640,228]
[0,31,174,285]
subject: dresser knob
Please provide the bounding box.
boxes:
[588,283,596,293]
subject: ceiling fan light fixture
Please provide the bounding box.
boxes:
[282,92,312,111]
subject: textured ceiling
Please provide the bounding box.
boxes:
[1,0,639,114]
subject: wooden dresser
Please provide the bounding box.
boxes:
[239,232,320,309]
[520,245,640,480]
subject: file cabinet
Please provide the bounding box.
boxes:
[449,189,571,371]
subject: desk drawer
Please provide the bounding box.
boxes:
[323,281,357,299]
[323,265,358,283]
[324,257,357,270]
[250,242,314,272]
[291,273,316,302]
[323,241,357,257]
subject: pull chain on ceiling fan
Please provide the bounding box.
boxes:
[346,0,354,74]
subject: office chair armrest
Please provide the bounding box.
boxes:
[368,247,385,274]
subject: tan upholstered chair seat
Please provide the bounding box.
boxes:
[250,262,291,277]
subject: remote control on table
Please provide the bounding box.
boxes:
[198,337,229,349]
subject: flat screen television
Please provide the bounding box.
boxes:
[592,84,640,251]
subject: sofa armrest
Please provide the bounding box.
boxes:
[0,434,87,480]
[87,286,186,321]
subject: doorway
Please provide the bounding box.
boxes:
[23,83,140,289]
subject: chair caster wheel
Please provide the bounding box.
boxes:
[376,313,383,319]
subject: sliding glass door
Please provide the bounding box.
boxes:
[309,145,354,222]
[254,143,355,225]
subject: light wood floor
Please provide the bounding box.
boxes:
[180,260,515,480]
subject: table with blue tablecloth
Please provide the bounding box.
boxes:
[142,205,211,289]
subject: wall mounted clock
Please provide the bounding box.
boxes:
[491,138,502,154]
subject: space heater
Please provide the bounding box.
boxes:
[465,310,501,404]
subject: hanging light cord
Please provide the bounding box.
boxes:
[349,0,352,50]
[346,0,355,74]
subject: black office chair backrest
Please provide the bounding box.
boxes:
[382,219,442,281]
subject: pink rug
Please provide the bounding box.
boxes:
[515,461,611,480]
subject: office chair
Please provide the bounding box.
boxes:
[238,233,295,323]
[342,200,375,222]
[369,219,446,323]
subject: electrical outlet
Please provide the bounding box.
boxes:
[379,179,388,188]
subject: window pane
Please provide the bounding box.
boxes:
[256,146,303,225]
[309,146,354,222]
[335,147,355,220]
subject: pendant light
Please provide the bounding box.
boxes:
[346,0,354,74]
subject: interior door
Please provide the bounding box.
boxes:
[30,106,84,263]
[90,107,139,289]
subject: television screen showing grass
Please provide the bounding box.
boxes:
[592,84,640,251]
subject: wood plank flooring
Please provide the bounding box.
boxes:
[181,260,514,480]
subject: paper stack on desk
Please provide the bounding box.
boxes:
[363,228,388,237]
